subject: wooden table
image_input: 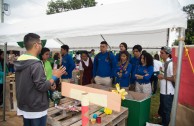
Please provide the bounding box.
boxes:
[47,98,128,126]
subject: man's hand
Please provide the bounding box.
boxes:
[158,74,164,80]
[53,66,66,78]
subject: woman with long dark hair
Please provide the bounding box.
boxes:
[134,52,154,94]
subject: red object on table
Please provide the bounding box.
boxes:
[96,117,101,124]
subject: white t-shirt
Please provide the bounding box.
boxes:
[160,58,174,95]
[17,108,47,119]
[79,58,89,71]
[153,59,162,72]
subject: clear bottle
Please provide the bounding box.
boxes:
[54,60,57,70]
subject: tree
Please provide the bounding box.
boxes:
[46,0,97,15]
[183,4,194,45]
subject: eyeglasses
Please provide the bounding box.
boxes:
[100,45,106,48]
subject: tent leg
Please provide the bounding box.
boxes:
[170,28,185,126]
[2,42,7,121]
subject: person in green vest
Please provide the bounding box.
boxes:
[39,48,53,100]
[40,48,52,80]
[0,51,10,107]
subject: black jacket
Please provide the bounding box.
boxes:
[14,54,51,112]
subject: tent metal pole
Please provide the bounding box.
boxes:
[55,38,65,45]
[100,34,106,41]
[2,42,7,121]
[170,27,185,126]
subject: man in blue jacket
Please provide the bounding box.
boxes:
[93,41,116,87]
[130,44,142,90]
[61,45,75,82]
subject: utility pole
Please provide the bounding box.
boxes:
[0,0,4,23]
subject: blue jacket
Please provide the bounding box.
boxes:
[93,52,116,78]
[115,63,132,87]
[61,54,75,79]
[130,57,141,84]
[134,65,153,84]
[0,62,9,84]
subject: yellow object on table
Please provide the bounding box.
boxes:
[112,83,128,100]
[104,107,113,115]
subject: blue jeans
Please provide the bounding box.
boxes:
[158,94,174,126]
[23,115,47,126]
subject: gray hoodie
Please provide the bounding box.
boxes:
[14,54,51,112]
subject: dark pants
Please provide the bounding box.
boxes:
[158,94,174,126]
[23,115,47,126]
[150,72,159,94]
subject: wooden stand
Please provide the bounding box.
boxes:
[47,98,128,126]
[5,76,17,111]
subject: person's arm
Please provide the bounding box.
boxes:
[31,62,65,92]
[122,64,132,78]
[66,56,75,75]
[93,56,97,77]
[79,62,83,85]
[136,66,153,80]
[79,70,83,85]
[111,53,117,78]
[158,62,175,82]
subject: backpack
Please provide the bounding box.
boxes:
[164,59,175,94]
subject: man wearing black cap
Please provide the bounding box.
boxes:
[157,46,175,126]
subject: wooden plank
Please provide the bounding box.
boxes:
[48,100,76,115]
[61,105,101,126]
[48,98,73,112]
[62,82,121,112]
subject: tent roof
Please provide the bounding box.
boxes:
[0,0,187,48]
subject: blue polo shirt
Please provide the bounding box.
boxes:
[93,52,116,78]
[61,54,75,79]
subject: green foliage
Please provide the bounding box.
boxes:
[183,4,194,45]
[46,0,97,15]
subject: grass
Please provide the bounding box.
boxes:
[149,87,161,124]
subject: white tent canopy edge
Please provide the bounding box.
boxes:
[0,0,187,46]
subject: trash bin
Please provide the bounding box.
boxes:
[122,91,151,126]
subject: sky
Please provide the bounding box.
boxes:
[3,0,194,24]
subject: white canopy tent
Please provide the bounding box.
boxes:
[0,0,186,48]
[0,0,187,125]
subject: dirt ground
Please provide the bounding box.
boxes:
[0,108,23,126]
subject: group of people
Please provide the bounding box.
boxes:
[0,33,175,126]
[76,41,175,126]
